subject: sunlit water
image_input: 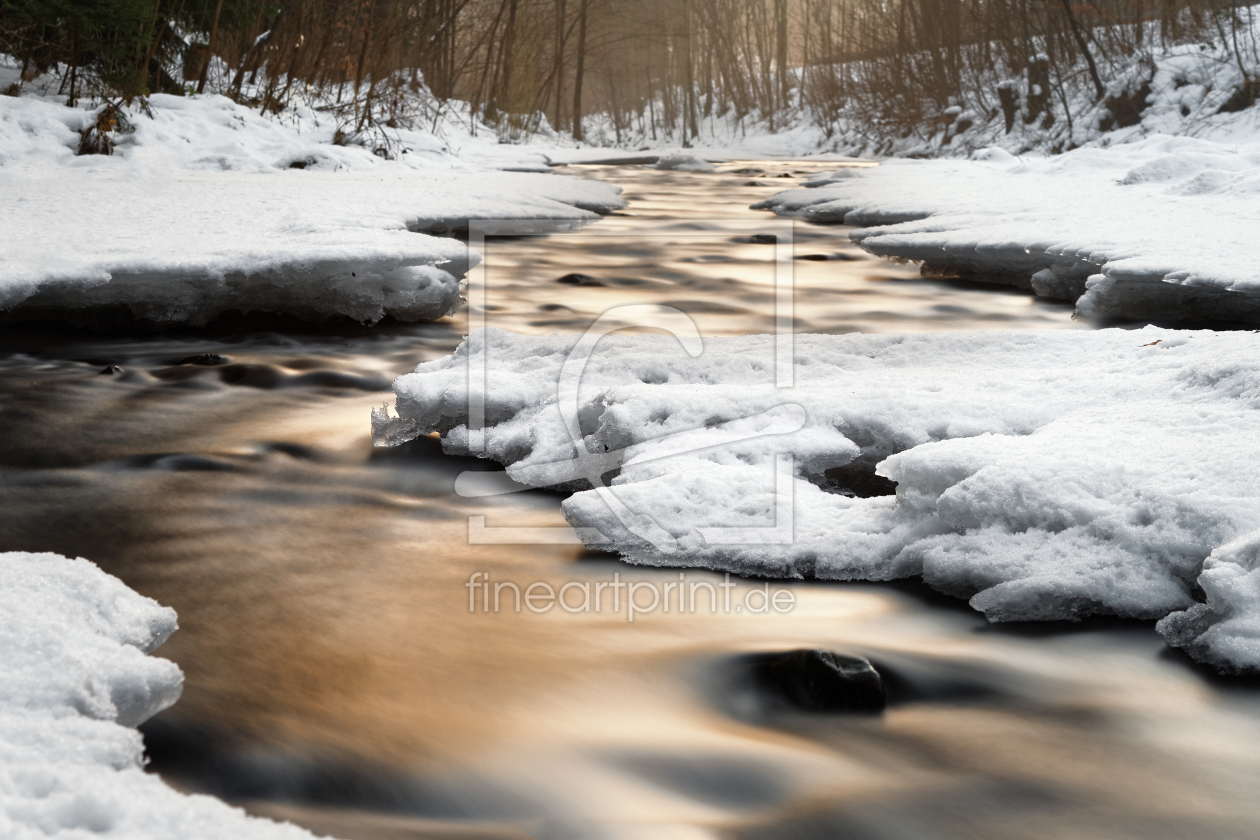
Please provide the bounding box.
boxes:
[1,161,1257,840]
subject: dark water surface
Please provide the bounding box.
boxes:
[2,162,1259,839]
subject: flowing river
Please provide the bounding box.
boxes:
[2,162,1258,840]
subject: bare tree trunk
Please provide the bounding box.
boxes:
[231,0,269,100]
[553,0,567,130]
[1059,0,1106,100]
[196,0,225,93]
[775,0,788,107]
[682,0,697,142]
[572,0,589,139]
[497,0,519,116]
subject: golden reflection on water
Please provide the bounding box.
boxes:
[0,162,1256,839]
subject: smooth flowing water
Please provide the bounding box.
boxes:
[2,162,1257,840]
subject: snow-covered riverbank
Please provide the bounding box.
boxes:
[385,326,1260,673]
[0,552,318,839]
[0,90,624,326]
[756,134,1260,325]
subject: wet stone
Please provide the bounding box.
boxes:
[99,365,122,375]
[177,353,229,366]
[821,464,897,498]
[743,181,768,187]
[749,650,886,714]
[797,252,861,262]
[556,273,606,287]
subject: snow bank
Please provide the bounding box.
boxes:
[382,326,1260,671]
[652,153,716,171]
[1159,531,1260,674]
[0,93,624,326]
[826,19,1260,159]
[754,135,1260,325]
[0,551,319,839]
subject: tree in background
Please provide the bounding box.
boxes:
[3,0,1258,149]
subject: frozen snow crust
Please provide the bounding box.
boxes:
[387,326,1260,671]
[0,551,318,838]
[755,135,1260,325]
[0,92,625,326]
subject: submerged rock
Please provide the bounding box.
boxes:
[748,650,886,713]
[177,353,228,366]
[556,273,605,287]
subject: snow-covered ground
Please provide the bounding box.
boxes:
[501,10,1260,162]
[755,134,1260,325]
[0,551,319,839]
[383,326,1260,672]
[0,75,624,326]
[827,18,1260,159]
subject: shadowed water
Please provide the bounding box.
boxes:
[0,161,1256,840]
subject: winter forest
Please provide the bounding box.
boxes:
[5,0,1260,151]
[5,0,1260,839]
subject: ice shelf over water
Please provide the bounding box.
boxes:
[0,551,318,839]
[754,135,1260,325]
[0,92,624,325]
[383,326,1260,672]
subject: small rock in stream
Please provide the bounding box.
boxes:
[176,353,228,366]
[743,181,768,187]
[821,463,898,497]
[100,365,122,375]
[749,649,886,713]
[798,252,861,262]
[556,273,605,287]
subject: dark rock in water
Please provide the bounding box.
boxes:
[743,181,768,187]
[556,273,605,287]
[749,234,777,245]
[776,173,794,178]
[100,364,122,375]
[123,453,239,472]
[749,649,886,713]
[733,168,765,175]
[797,252,863,262]
[821,463,897,497]
[177,353,228,366]
[218,364,283,388]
